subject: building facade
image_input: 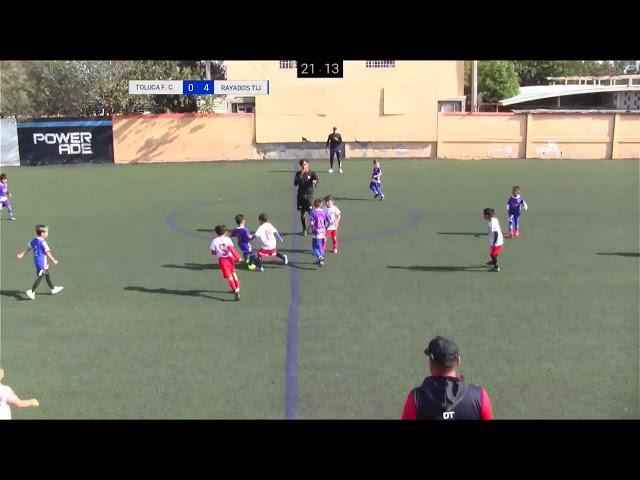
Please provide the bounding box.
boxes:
[225,61,464,158]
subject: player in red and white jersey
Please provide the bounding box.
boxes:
[210,225,242,301]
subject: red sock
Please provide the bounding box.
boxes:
[228,279,236,291]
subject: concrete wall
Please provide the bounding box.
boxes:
[112,113,259,163]
[226,61,464,144]
[1,118,20,166]
[526,113,615,159]
[437,112,639,160]
[612,113,640,159]
[437,113,526,159]
[110,112,639,164]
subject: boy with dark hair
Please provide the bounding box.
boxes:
[484,208,504,272]
[16,224,63,300]
[253,213,288,272]
[230,214,256,271]
[210,225,242,301]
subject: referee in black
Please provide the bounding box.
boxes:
[293,159,319,235]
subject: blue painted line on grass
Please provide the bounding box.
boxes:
[285,173,300,419]
[165,190,423,421]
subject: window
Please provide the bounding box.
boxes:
[438,101,463,112]
[366,61,395,69]
[280,60,297,69]
[232,103,254,113]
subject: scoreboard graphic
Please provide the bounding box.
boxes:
[129,80,269,95]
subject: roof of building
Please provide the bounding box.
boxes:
[499,84,640,106]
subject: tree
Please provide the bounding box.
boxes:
[0,60,227,117]
[512,60,639,86]
[1,62,31,117]
[474,61,520,104]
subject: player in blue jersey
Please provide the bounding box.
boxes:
[0,174,16,220]
[309,198,329,267]
[507,185,528,238]
[16,225,64,300]
[230,214,256,271]
[369,160,385,200]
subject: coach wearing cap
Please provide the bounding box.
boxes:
[401,336,493,420]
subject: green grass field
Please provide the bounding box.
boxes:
[1,159,638,419]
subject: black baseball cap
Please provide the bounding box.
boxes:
[424,336,459,367]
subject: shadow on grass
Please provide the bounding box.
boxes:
[163,263,219,271]
[333,197,373,202]
[196,228,214,233]
[596,252,640,257]
[437,232,488,237]
[0,289,32,301]
[124,286,235,302]
[279,248,310,254]
[388,265,489,273]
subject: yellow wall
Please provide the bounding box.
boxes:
[226,61,464,143]
[111,112,639,163]
[112,114,259,163]
[612,114,640,159]
[526,114,615,159]
[437,112,639,159]
[437,113,526,159]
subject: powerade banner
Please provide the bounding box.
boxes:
[17,118,114,165]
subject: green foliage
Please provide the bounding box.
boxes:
[0,61,226,117]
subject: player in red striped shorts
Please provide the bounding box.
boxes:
[210,225,243,301]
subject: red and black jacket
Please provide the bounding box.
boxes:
[402,375,493,420]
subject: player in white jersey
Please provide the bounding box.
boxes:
[210,225,242,301]
[0,367,39,420]
[324,195,342,254]
[253,213,288,272]
[483,208,504,272]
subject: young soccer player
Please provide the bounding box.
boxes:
[210,225,242,301]
[0,173,16,220]
[230,214,256,270]
[369,160,385,200]
[483,208,504,272]
[310,198,329,267]
[0,366,39,420]
[16,224,64,300]
[253,213,288,272]
[324,195,342,254]
[507,185,528,238]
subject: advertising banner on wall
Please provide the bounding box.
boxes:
[17,118,114,165]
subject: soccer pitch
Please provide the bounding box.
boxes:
[0,159,638,419]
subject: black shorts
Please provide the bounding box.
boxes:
[297,194,313,212]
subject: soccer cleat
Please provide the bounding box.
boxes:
[9,216,16,220]
[380,195,385,200]
[283,254,289,265]
[374,194,379,199]
[234,291,240,301]
[25,290,35,300]
[332,249,338,254]
[339,168,343,174]
[491,266,500,272]
[318,257,325,267]
[515,230,519,237]
[302,229,308,236]
[258,267,264,272]
[51,286,64,294]
[328,169,334,173]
